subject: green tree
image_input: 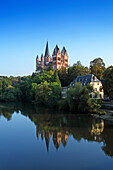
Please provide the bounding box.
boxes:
[103,66,113,99]
[0,81,2,89]
[49,82,61,107]
[90,58,105,80]
[20,80,31,101]
[66,83,100,113]
[54,70,61,86]
[68,61,91,83]
[35,81,52,105]
[31,83,38,101]
[58,67,69,87]
[45,63,53,71]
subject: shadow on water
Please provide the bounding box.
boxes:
[0,102,113,157]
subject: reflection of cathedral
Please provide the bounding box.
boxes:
[36,119,105,152]
[1,103,113,158]
[36,126,69,152]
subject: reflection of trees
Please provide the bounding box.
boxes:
[0,102,113,157]
[102,126,113,157]
[0,102,19,120]
[35,115,105,151]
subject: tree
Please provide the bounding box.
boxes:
[90,58,105,80]
[68,61,91,83]
[20,80,31,101]
[54,70,61,86]
[45,63,53,71]
[66,83,101,113]
[58,67,69,87]
[49,82,61,107]
[67,83,83,111]
[103,66,113,99]
[0,81,2,89]
[31,83,38,101]
[35,81,52,105]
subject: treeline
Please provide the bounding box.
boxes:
[58,58,113,99]
[0,57,113,113]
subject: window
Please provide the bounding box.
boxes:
[94,88,97,92]
[93,76,95,81]
[100,87,103,92]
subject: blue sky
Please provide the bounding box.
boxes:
[0,0,113,76]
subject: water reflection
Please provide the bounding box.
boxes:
[36,118,104,152]
[37,126,69,151]
[0,102,113,158]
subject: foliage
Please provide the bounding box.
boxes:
[58,67,69,87]
[35,81,52,105]
[68,61,91,83]
[0,59,105,114]
[58,99,69,111]
[66,83,101,113]
[49,82,61,108]
[53,70,61,86]
[90,58,105,80]
[0,87,22,101]
[103,66,113,99]
[31,71,54,84]
[45,63,53,71]
[35,81,61,108]
[31,83,38,101]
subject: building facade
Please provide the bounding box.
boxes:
[36,42,68,72]
[62,74,104,99]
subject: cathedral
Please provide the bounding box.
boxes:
[36,42,68,72]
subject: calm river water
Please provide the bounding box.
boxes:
[0,102,113,170]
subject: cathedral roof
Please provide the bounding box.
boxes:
[41,54,44,58]
[53,45,60,55]
[61,47,67,56]
[44,41,50,57]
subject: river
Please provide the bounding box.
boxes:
[0,102,113,170]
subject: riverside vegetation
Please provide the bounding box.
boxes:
[0,58,113,114]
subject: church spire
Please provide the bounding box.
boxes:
[44,41,49,58]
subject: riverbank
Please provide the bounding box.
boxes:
[92,109,113,124]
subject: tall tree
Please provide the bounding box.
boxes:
[68,61,91,83]
[54,70,61,86]
[58,67,69,87]
[103,66,113,99]
[90,58,105,80]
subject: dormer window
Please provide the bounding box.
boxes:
[93,76,95,81]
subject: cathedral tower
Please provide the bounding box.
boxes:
[44,41,51,64]
[61,47,68,69]
[36,55,39,71]
[52,45,61,71]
